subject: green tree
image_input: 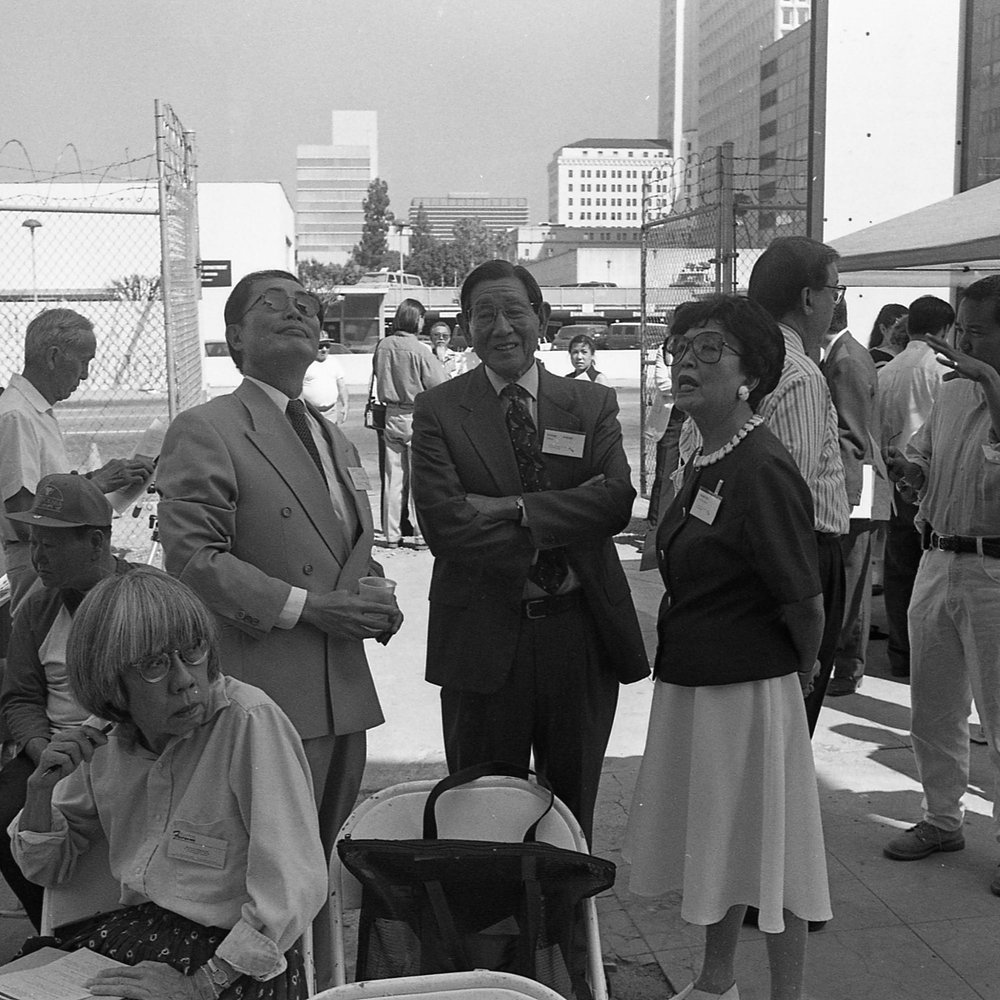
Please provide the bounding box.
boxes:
[449,218,506,277]
[297,258,346,291]
[351,177,395,270]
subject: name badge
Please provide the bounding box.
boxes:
[542,430,586,458]
[347,467,371,491]
[690,488,722,525]
[167,828,228,869]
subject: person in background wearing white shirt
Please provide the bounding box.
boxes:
[876,295,952,679]
[302,339,349,425]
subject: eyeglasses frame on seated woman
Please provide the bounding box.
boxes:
[131,639,211,684]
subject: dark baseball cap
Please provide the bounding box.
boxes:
[8,473,112,529]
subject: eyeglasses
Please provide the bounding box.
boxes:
[132,639,210,684]
[825,284,847,304]
[240,288,322,323]
[469,301,539,328]
[665,331,743,365]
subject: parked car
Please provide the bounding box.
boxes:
[605,322,670,351]
[357,270,424,287]
[551,323,608,351]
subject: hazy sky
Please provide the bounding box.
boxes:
[2,0,663,223]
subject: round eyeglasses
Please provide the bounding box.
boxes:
[665,331,743,365]
[825,284,847,304]
[239,288,322,323]
[132,639,210,684]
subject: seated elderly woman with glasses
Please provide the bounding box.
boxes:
[11,567,326,1000]
[624,296,831,1000]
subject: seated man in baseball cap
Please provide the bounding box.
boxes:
[0,473,135,928]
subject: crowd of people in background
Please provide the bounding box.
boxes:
[0,246,997,1000]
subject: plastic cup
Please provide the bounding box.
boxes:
[358,576,397,605]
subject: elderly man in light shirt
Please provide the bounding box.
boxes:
[883,277,1000,896]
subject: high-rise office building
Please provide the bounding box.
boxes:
[547,139,672,226]
[295,111,378,264]
[658,0,811,163]
[408,194,529,239]
[962,0,1000,190]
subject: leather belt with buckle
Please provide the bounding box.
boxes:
[521,592,584,621]
[925,528,1000,558]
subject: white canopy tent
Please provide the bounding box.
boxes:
[830,178,1000,287]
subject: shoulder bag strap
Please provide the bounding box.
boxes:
[423,761,554,843]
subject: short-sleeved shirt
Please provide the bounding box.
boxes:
[0,374,69,554]
[655,425,821,687]
[302,357,345,412]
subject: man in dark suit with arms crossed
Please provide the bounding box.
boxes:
[411,260,649,844]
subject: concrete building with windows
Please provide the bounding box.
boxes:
[547,139,672,226]
[295,110,377,265]
[658,0,811,163]
[407,194,528,239]
[963,2,1000,190]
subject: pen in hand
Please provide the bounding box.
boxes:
[42,722,114,777]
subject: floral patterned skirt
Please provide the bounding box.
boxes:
[47,901,308,1000]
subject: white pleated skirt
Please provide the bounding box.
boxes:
[623,675,832,933]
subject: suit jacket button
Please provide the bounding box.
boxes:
[236,610,245,620]
[281,507,292,517]
[303,564,314,575]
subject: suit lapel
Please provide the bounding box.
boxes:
[460,366,523,495]
[537,369,584,436]
[314,409,376,560]
[236,382,345,567]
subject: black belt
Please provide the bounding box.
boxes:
[924,527,1000,558]
[521,591,584,621]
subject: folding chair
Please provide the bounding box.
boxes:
[313,969,566,1000]
[325,776,608,1000]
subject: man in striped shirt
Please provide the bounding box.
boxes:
[748,237,850,734]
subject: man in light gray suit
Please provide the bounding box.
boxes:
[157,269,402,849]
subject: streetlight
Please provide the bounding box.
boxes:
[22,219,42,303]
[394,221,406,282]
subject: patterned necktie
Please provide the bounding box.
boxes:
[286,398,328,485]
[501,383,568,594]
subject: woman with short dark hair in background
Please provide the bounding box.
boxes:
[565,334,610,386]
[625,296,831,1000]
[868,303,908,367]
[12,567,325,1000]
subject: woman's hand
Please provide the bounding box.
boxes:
[28,725,110,791]
[798,660,819,696]
[86,961,213,1000]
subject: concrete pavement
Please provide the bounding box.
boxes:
[360,517,1000,1000]
[1,511,998,999]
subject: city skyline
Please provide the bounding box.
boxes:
[2,0,661,225]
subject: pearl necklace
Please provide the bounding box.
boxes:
[692,415,764,468]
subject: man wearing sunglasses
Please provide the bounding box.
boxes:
[744,236,851,734]
[156,269,402,854]
[0,473,133,929]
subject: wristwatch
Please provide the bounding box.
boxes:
[515,495,525,523]
[204,958,235,997]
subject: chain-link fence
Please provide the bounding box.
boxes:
[638,144,808,496]
[0,102,199,564]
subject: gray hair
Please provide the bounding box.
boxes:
[24,309,94,367]
[67,567,220,723]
